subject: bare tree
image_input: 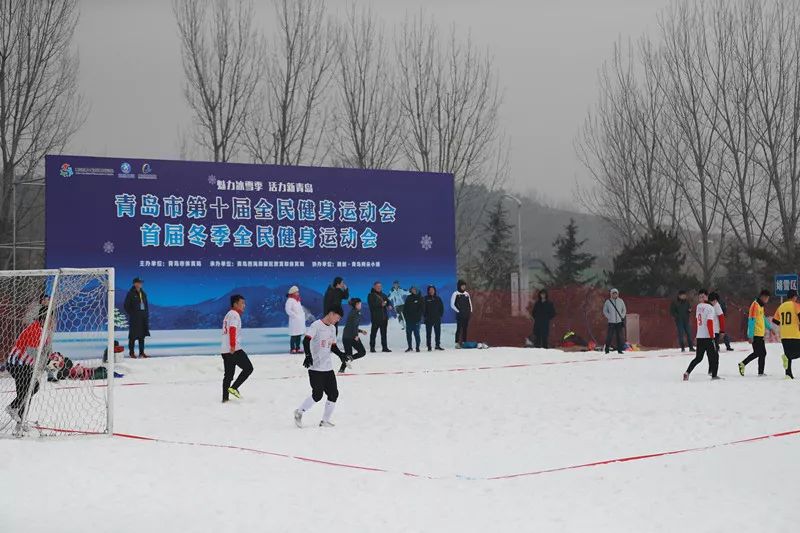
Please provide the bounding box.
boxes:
[577,39,678,245]
[174,0,263,163]
[331,2,401,169]
[244,0,333,166]
[395,12,508,258]
[747,0,800,264]
[660,1,730,286]
[0,0,85,268]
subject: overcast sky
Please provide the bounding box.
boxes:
[71,0,665,203]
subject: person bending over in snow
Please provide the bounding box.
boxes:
[5,306,48,425]
[339,298,367,373]
[221,295,253,403]
[294,306,345,427]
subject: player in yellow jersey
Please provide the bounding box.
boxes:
[771,290,800,379]
[739,290,772,376]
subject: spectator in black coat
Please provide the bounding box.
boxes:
[367,281,391,353]
[323,277,349,315]
[530,289,556,349]
[123,277,150,359]
[424,285,445,351]
[403,287,425,352]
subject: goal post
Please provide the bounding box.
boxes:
[0,268,115,438]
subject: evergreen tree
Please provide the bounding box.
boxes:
[539,218,596,286]
[606,228,698,297]
[114,308,129,329]
[481,201,516,290]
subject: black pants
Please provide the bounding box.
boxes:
[455,313,470,344]
[221,350,253,401]
[426,321,442,349]
[686,338,719,377]
[532,321,550,349]
[781,339,800,378]
[406,321,421,349]
[9,364,40,416]
[290,335,302,351]
[129,336,145,356]
[342,338,366,361]
[605,323,624,353]
[742,336,766,375]
[309,370,339,402]
[715,332,732,352]
[675,320,694,349]
[370,320,388,351]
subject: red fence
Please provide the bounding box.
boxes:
[469,286,764,349]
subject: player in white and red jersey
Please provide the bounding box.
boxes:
[684,289,721,381]
[5,306,47,423]
[294,306,345,428]
[221,295,253,402]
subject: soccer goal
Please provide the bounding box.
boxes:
[0,268,115,438]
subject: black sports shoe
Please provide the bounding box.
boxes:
[339,362,347,373]
[435,346,444,351]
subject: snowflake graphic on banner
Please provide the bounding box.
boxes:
[420,234,433,251]
[207,174,217,185]
[103,241,115,254]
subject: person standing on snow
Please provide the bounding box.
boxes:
[739,290,772,376]
[368,281,391,353]
[708,292,728,355]
[670,290,694,352]
[530,289,556,349]
[123,277,150,359]
[388,281,410,330]
[339,298,368,373]
[683,289,720,381]
[285,286,306,354]
[771,290,800,380]
[603,288,626,354]
[403,286,425,352]
[712,290,734,351]
[221,295,254,402]
[451,280,473,348]
[323,277,349,335]
[424,286,445,351]
[294,307,346,427]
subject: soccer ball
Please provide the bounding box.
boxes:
[47,352,65,371]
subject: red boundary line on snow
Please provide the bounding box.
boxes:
[2,351,701,394]
[33,424,800,481]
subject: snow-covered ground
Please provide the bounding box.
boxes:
[2,343,799,532]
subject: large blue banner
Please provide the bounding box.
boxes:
[45,155,456,356]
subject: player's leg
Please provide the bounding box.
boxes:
[685,340,706,377]
[352,338,367,360]
[709,343,720,378]
[320,370,338,426]
[230,350,253,392]
[755,337,767,375]
[221,353,236,402]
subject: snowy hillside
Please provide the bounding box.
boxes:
[2,344,799,532]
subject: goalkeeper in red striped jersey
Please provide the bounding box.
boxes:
[221,295,253,403]
[5,306,48,423]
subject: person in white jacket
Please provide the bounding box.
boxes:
[285,286,306,354]
[602,288,627,354]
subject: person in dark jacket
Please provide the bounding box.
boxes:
[403,287,425,352]
[450,280,473,347]
[424,285,445,351]
[713,290,734,351]
[339,298,367,373]
[367,281,391,353]
[123,277,150,358]
[323,277,349,334]
[670,290,694,352]
[530,289,556,349]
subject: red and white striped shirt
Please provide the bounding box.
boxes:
[7,321,43,366]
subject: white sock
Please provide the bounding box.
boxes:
[322,400,336,422]
[299,396,316,412]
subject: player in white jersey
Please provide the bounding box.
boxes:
[683,289,720,381]
[221,295,253,402]
[294,306,345,428]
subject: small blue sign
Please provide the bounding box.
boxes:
[774,274,798,297]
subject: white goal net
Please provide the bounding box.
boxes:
[0,268,114,438]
